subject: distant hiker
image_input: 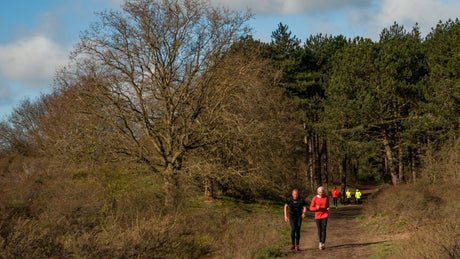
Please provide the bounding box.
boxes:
[331,186,339,208]
[355,189,362,204]
[284,189,307,251]
[345,189,352,204]
[310,186,330,250]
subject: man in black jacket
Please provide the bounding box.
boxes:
[284,189,307,251]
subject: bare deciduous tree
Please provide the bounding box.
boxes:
[186,40,302,200]
[0,99,47,155]
[60,0,252,207]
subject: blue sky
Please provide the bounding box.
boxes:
[0,0,459,119]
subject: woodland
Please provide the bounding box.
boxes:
[0,0,458,257]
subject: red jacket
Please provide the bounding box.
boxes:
[310,195,330,219]
[331,189,339,198]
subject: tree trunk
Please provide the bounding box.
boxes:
[339,154,347,203]
[351,160,358,183]
[409,146,416,183]
[306,136,314,191]
[204,175,214,202]
[383,132,399,185]
[164,163,179,209]
[314,134,322,188]
[323,139,328,190]
[384,156,388,180]
[398,144,404,183]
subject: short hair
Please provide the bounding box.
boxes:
[317,186,325,192]
[292,189,299,193]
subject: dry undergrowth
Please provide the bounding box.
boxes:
[364,162,459,258]
[0,156,285,258]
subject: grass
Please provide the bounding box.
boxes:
[368,240,397,259]
[363,139,459,258]
[355,214,364,222]
[0,156,290,258]
[363,181,459,258]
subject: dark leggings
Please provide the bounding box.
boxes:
[315,218,328,243]
[289,215,302,245]
[333,197,338,207]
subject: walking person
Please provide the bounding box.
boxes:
[310,186,330,250]
[284,189,307,251]
[355,189,362,204]
[345,189,352,204]
[331,186,339,208]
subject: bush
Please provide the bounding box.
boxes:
[364,183,443,232]
[0,156,285,258]
[392,217,459,259]
[364,181,459,258]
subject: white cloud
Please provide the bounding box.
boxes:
[0,35,69,90]
[360,0,460,39]
[96,0,124,8]
[211,0,370,15]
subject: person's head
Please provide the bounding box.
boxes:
[334,186,337,189]
[292,189,299,199]
[317,186,325,196]
[356,189,359,192]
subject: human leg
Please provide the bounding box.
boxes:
[289,216,296,246]
[315,218,328,243]
[315,219,322,243]
[320,218,328,244]
[294,216,302,246]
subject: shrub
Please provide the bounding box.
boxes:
[364,182,459,258]
[0,156,285,258]
[391,217,459,259]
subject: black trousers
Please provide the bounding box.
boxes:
[333,197,338,207]
[315,218,328,243]
[289,215,302,245]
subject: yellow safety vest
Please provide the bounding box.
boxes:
[355,191,362,199]
[346,191,351,198]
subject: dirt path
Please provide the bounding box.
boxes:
[286,186,392,258]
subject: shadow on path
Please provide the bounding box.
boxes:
[326,240,388,249]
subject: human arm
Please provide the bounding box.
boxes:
[302,205,307,218]
[284,204,289,222]
[309,197,318,211]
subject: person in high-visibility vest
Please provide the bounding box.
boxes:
[345,189,352,204]
[355,189,362,204]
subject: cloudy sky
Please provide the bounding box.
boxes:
[0,0,459,119]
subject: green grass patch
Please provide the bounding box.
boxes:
[368,240,397,259]
[256,247,286,259]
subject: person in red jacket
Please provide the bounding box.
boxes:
[310,186,330,250]
[331,186,339,208]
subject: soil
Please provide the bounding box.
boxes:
[285,185,403,259]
